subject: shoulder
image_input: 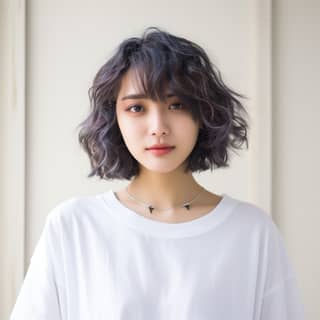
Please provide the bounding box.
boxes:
[226,195,279,236]
[45,193,106,227]
[230,195,271,222]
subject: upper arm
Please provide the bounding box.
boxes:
[260,220,305,320]
[10,210,63,320]
[261,275,305,320]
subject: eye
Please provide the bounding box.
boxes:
[125,102,185,113]
[169,102,184,110]
[126,104,144,113]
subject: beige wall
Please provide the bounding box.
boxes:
[272,0,320,318]
[0,0,318,319]
[0,0,26,317]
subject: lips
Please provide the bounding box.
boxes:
[147,147,175,156]
[148,147,174,150]
[146,144,175,150]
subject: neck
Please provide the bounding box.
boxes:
[127,170,204,210]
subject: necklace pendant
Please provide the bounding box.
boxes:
[183,203,191,210]
[148,206,155,214]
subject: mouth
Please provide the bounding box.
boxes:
[146,147,175,155]
[147,147,175,150]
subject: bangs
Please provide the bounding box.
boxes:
[78,27,249,180]
[128,47,185,103]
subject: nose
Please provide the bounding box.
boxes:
[149,105,170,137]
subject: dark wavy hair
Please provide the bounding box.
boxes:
[77,27,250,181]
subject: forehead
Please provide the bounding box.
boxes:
[116,67,173,102]
[117,69,142,97]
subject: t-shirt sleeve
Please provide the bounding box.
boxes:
[10,209,63,320]
[260,219,305,320]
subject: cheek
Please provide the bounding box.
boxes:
[176,118,199,138]
[118,119,143,143]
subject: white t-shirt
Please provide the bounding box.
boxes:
[10,190,305,319]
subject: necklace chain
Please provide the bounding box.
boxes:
[125,185,205,214]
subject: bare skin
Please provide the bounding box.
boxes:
[114,188,223,224]
[114,68,223,223]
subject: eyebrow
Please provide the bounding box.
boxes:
[121,93,176,101]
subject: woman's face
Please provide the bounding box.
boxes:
[115,68,201,174]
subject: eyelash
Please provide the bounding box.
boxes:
[126,102,184,113]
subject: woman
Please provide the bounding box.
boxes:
[10,27,305,319]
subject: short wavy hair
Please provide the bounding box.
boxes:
[77,27,250,181]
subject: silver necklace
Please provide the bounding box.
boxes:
[125,185,205,214]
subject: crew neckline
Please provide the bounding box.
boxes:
[99,189,240,238]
